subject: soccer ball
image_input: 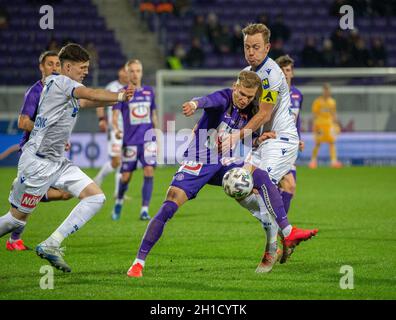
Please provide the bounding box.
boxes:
[222,167,253,200]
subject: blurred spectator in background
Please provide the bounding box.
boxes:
[212,25,232,54]
[0,6,9,30]
[370,37,387,67]
[174,0,191,17]
[47,38,61,52]
[271,14,291,42]
[301,37,321,67]
[167,42,186,69]
[230,24,244,54]
[321,39,336,67]
[139,1,156,21]
[206,12,222,43]
[351,38,370,67]
[192,15,208,42]
[185,37,205,68]
[257,13,270,26]
[269,39,285,60]
[85,42,99,68]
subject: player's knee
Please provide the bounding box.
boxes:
[84,193,106,205]
[144,166,154,177]
[111,157,121,168]
[62,192,73,201]
[121,172,131,184]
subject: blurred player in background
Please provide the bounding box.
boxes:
[309,83,342,168]
[275,54,304,213]
[94,66,128,196]
[6,51,73,252]
[0,43,135,272]
[111,59,158,221]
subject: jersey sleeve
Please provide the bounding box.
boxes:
[55,75,84,98]
[20,87,40,119]
[196,89,230,111]
[259,71,282,105]
[150,87,157,111]
[112,101,123,111]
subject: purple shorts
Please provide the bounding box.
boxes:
[170,160,243,199]
[120,142,157,173]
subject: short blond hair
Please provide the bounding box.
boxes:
[242,23,271,44]
[125,59,142,68]
[237,70,261,89]
[275,54,294,68]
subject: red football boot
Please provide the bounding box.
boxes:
[127,263,143,278]
[6,239,30,251]
[280,227,318,264]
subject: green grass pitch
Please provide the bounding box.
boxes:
[0,166,395,300]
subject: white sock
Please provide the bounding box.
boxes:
[141,206,148,213]
[133,258,145,267]
[94,161,114,186]
[44,194,106,247]
[282,225,292,237]
[114,167,121,197]
[0,211,26,238]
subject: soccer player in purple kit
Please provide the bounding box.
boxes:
[127,70,273,277]
[111,59,159,221]
[5,51,72,251]
[275,54,304,214]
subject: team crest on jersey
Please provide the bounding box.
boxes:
[262,78,270,89]
[265,68,272,75]
[281,148,287,155]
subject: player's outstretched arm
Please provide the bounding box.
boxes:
[18,114,34,132]
[75,86,135,108]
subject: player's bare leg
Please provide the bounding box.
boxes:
[127,186,188,278]
[112,171,132,220]
[309,142,320,168]
[140,166,155,220]
[329,142,342,168]
[36,183,106,272]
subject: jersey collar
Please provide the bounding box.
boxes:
[252,55,269,72]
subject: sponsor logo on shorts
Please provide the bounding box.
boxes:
[21,193,41,209]
[20,176,26,184]
[282,148,287,155]
[181,161,203,176]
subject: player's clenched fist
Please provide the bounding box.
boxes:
[182,101,198,117]
[119,85,135,102]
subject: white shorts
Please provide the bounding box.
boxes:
[245,137,298,184]
[107,130,122,157]
[9,151,93,214]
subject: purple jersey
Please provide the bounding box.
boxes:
[184,88,255,163]
[113,86,156,146]
[19,80,43,148]
[289,86,303,138]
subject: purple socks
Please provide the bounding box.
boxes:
[142,176,153,207]
[137,200,179,260]
[117,180,129,201]
[252,169,290,230]
[280,191,293,214]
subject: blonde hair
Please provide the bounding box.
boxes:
[125,59,142,68]
[242,23,271,44]
[275,54,294,68]
[237,70,261,89]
